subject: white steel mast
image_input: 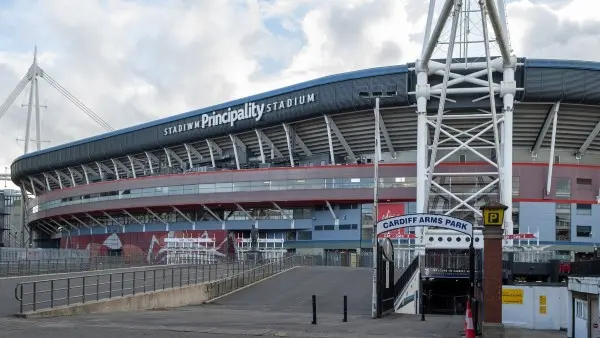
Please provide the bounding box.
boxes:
[412,0,520,247]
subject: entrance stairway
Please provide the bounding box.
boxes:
[393,255,420,314]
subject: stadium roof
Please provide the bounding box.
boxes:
[10,58,600,182]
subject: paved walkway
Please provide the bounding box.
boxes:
[0,306,567,337]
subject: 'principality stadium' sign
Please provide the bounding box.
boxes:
[163,93,316,136]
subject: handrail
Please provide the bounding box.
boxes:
[14,259,268,314]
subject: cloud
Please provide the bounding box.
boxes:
[0,0,598,191]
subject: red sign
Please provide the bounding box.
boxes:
[377,203,409,239]
[504,233,536,240]
[559,263,571,274]
[378,230,417,239]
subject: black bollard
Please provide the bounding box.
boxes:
[311,295,317,325]
[343,295,348,322]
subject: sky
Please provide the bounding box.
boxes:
[0,0,599,190]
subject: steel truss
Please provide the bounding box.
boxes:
[0,47,114,247]
[413,0,522,247]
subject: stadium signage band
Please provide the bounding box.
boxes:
[163,93,316,136]
[376,213,473,236]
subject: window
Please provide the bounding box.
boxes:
[577,178,593,190]
[512,202,520,234]
[339,224,358,230]
[361,227,373,242]
[555,203,571,241]
[297,231,312,240]
[314,225,334,231]
[459,154,466,163]
[512,177,520,197]
[361,204,374,226]
[577,178,592,185]
[576,226,592,237]
[555,178,571,198]
[576,204,592,215]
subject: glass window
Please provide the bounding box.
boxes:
[576,225,592,237]
[361,203,374,226]
[576,204,592,215]
[555,203,571,241]
[576,178,592,189]
[297,231,312,240]
[512,202,519,234]
[512,177,520,197]
[555,178,571,198]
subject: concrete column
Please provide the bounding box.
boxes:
[482,226,504,337]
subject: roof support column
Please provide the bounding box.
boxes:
[235,203,257,228]
[67,168,77,187]
[325,200,339,226]
[272,202,294,229]
[323,115,336,165]
[53,170,64,189]
[29,176,45,193]
[102,211,124,233]
[201,204,224,230]
[172,206,195,230]
[576,120,600,159]
[67,215,90,229]
[324,114,355,160]
[110,159,120,180]
[57,216,77,230]
[531,102,560,156]
[85,212,107,233]
[282,123,295,167]
[145,151,156,174]
[164,148,185,168]
[27,177,37,195]
[127,156,137,178]
[144,207,168,225]
[122,210,145,232]
[229,134,244,170]
[255,129,266,164]
[546,109,558,195]
[206,139,222,168]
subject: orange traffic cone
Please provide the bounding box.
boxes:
[465,300,476,338]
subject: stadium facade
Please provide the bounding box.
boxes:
[9,58,600,261]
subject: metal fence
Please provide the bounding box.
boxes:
[14,258,282,313]
[0,248,90,261]
[0,255,161,277]
[502,250,571,263]
[13,254,367,315]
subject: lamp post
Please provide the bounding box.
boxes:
[358,89,397,319]
[479,201,508,334]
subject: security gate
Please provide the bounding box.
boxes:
[377,239,395,317]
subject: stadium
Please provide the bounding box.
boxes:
[7,55,600,265]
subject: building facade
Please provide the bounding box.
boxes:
[9,59,600,258]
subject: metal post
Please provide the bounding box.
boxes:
[371,97,380,319]
[420,272,425,321]
[469,239,475,306]
[311,294,317,325]
[343,295,348,322]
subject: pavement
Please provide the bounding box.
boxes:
[0,262,250,316]
[0,265,568,337]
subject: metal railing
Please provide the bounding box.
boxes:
[0,255,159,277]
[570,259,600,277]
[14,255,321,314]
[14,259,266,313]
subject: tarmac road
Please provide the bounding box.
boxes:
[1,262,251,316]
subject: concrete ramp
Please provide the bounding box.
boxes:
[210,266,372,315]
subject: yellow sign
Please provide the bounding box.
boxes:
[502,288,524,304]
[539,295,547,315]
[483,209,503,226]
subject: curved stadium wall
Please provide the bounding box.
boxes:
[10,58,600,260]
